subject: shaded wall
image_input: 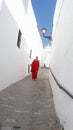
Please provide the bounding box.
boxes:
[49,0,73,130]
[0,2,30,90]
[0,0,43,91]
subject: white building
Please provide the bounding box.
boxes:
[0,0,43,91]
[49,0,73,130]
[41,45,51,68]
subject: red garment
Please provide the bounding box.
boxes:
[31,59,39,79]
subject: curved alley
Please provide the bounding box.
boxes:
[0,68,62,130]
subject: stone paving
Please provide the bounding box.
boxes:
[0,68,62,130]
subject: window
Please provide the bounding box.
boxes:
[17,29,22,48]
[29,49,32,58]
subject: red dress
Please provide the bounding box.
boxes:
[31,59,39,80]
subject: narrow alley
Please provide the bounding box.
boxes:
[0,68,62,130]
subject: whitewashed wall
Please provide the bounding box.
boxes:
[4,0,43,60]
[41,45,51,67]
[49,0,73,130]
[0,2,29,90]
[26,0,43,61]
[0,0,43,91]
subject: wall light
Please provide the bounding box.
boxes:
[41,28,52,41]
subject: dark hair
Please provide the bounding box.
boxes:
[36,56,38,58]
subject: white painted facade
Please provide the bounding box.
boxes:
[0,0,43,91]
[41,45,51,67]
[49,0,73,130]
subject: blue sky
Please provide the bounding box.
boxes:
[31,0,56,48]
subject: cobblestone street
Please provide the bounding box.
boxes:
[0,68,62,130]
